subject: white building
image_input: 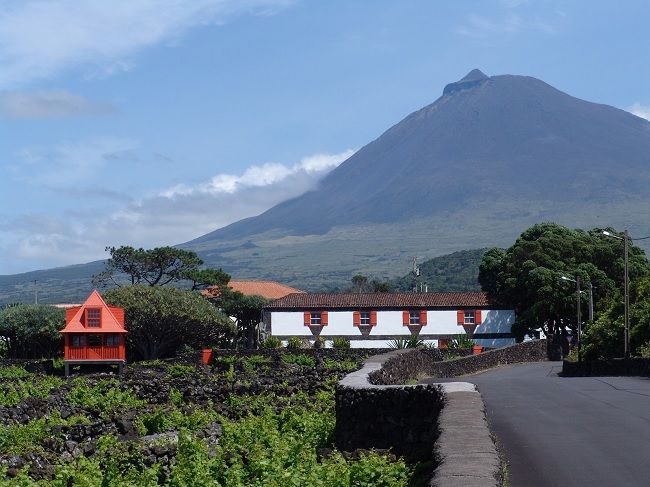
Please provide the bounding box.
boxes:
[262,292,515,348]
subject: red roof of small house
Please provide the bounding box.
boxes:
[60,290,126,334]
[203,280,305,300]
[264,292,494,310]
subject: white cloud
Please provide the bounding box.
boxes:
[162,150,355,197]
[1,148,355,272]
[0,0,294,88]
[628,103,650,121]
[0,90,115,118]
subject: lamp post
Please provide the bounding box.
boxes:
[561,275,582,361]
[603,230,630,359]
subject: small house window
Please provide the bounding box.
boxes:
[310,312,322,325]
[71,335,84,347]
[409,311,420,325]
[87,334,101,347]
[464,311,475,324]
[86,309,101,328]
[360,311,371,325]
[105,334,120,347]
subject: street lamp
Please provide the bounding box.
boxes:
[602,230,630,359]
[561,275,582,361]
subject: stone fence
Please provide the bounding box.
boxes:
[370,339,548,385]
[335,351,499,486]
[562,357,650,377]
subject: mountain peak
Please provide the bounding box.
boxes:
[443,68,489,96]
[460,69,489,82]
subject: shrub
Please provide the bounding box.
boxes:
[104,285,235,360]
[281,353,316,367]
[332,337,351,349]
[388,336,423,349]
[0,375,64,406]
[313,336,326,349]
[0,304,65,358]
[448,335,475,349]
[260,336,282,349]
[167,363,195,378]
[286,336,304,349]
[67,378,145,414]
[322,358,359,371]
[637,341,650,358]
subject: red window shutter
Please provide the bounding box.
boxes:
[475,310,482,325]
[402,310,410,325]
[457,310,464,325]
[321,311,329,326]
[353,311,361,326]
[420,310,427,325]
[370,310,377,326]
[304,311,311,326]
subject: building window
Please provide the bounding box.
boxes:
[105,334,120,347]
[86,308,101,328]
[409,310,420,325]
[87,334,101,347]
[464,311,475,324]
[310,312,322,325]
[360,311,371,325]
[71,335,84,347]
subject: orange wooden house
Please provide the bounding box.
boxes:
[60,290,127,376]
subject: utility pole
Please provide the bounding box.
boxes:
[34,280,38,305]
[623,228,630,359]
[576,275,582,361]
[588,282,594,322]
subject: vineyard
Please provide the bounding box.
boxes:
[0,351,429,486]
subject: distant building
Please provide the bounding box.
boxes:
[60,290,127,375]
[262,292,515,348]
[203,280,304,300]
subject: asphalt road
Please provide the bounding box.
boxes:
[424,362,650,487]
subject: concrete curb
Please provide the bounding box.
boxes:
[339,350,474,393]
[337,350,498,487]
[431,391,499,487]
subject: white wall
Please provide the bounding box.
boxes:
[269,309,515,347]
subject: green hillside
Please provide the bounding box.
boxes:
[390,249,487,292]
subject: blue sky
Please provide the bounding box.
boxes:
[1,0,649,274]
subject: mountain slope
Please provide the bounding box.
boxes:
[181,69,650,288]
[191,69,650,242]
[3,69,650,301]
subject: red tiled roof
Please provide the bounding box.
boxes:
[264,292,492,309]
[203,280,305,300]
[60,290,126,334]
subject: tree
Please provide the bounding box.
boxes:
[583,275,650,359]
[104,286,234,360]
[0,304,65,358]
[218,291,268,348]
[370,279,392,293]
[182,268,231,291]
[479,223,649,340]
[351,274,368,293]
[92,246,205,287]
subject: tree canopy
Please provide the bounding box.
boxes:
[0,304,65,358]
[104,286,234,360]
[479,223,649,340]
[92,246,228,290]
[217,290,268,348]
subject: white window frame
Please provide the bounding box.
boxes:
[360,311,371,325]
[310,312,322,325]
[464,310,475,325]
[409,310,420,325]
